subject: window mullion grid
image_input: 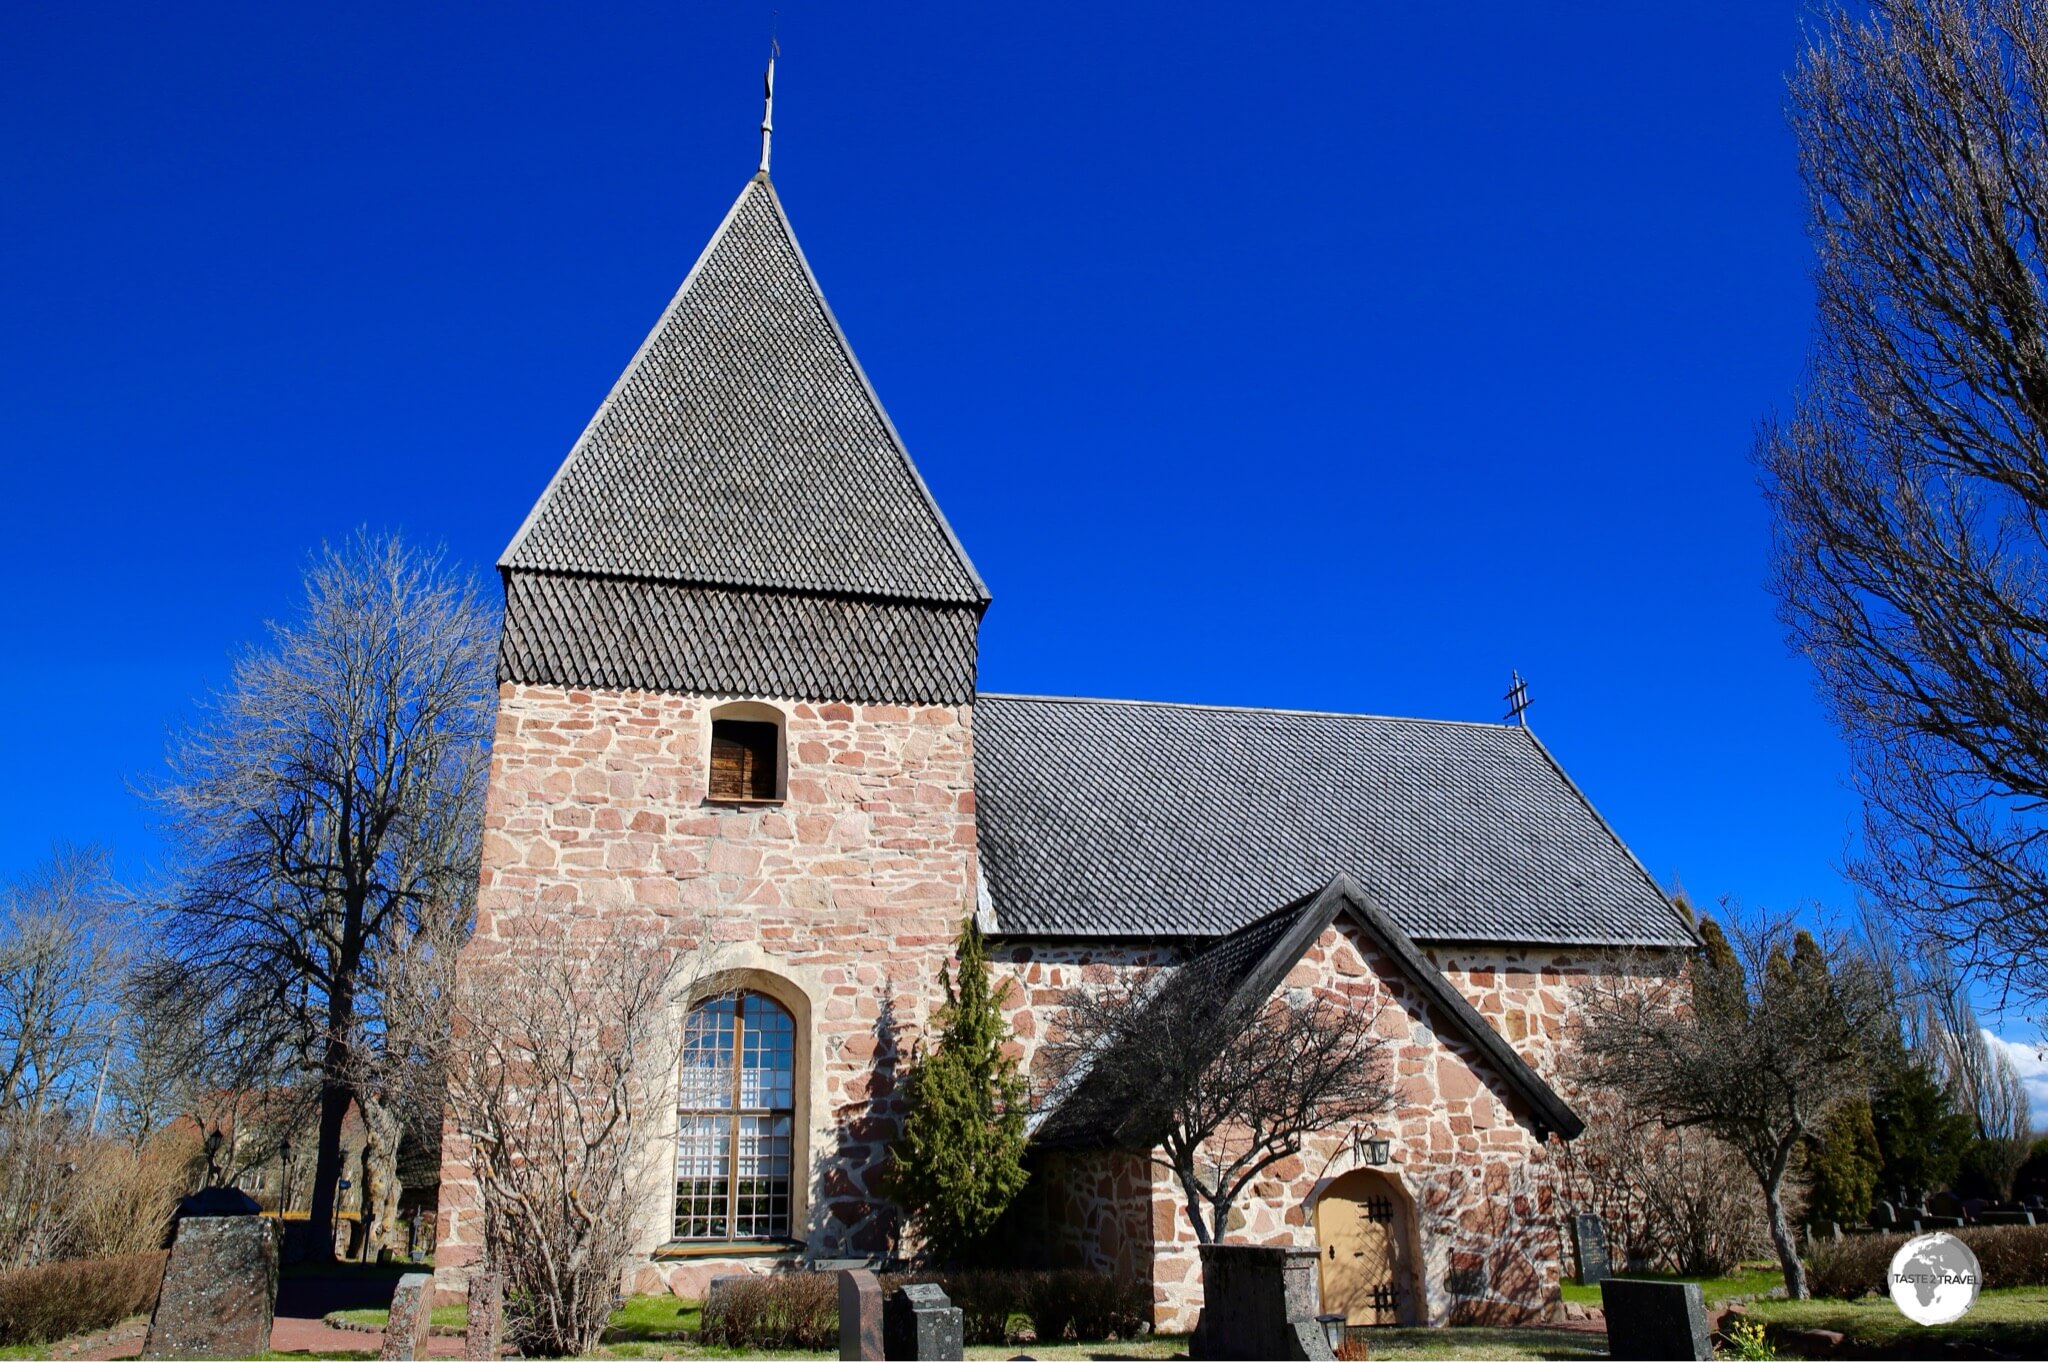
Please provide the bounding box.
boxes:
[727,1000,747,1238]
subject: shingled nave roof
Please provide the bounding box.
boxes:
[501,175,986,608]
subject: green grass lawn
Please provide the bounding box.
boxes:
[1558,1265,1783,1307]
[325,1294,704,1343]
[325,1303,469,1331]
[1746,1285,2048,1353]
[1332,1327,1606,1360]
[307,1296,1602,1361]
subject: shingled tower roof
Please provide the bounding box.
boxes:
[499,173,987,704]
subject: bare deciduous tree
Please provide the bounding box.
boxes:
[1761,0,2048,1015]
[1863,906,2035,1198]
[1043,965,1392,1245]
[445,926,696,1358]
[348,895,468,1257]
[1551,1084,1769,1276]
[149,531,496,1257]
[0,847,130,1267]
[0,846,126,1121]
[1574,910,1887,1298]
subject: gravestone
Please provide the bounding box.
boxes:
[1572,1213,1611,1285]
[1920,1214,1965,1228]
[380,1273,434,1361]
[1868,1201,1896,1230]
[465,1269,505,1359]
[176,1186,261,1218]
[1979,1210,2037,1226]
[838,1269,884,1361]
[141,1212,279,1359]
[1189,1244,1334,1361]
[1600,1278,1712,1362]
[883,1283,962,1361]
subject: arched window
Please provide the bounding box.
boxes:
[676,991,796,1241]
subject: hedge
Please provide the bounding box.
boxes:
[1808,1224,2048,1299]
[699,1267,1150,1350]
[699,1271,837,1351]
[0,1251,168,1346]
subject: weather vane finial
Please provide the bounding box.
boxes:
[758,32,779,177]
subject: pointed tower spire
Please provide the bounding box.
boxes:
[758,40,778,177]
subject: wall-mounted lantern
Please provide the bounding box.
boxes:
[1353,1127,1391,1166]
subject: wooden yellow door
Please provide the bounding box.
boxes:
[1316,1174,1403,1325]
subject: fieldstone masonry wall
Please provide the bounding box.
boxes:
[988,925,1649,1330]
[434,685,1665,1330]
[436,683,978,1299]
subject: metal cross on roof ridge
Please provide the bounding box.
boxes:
[1504,669,1531,727]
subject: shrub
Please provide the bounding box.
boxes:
[699,1272,838,1352]
[1807,1224,2048,1299]
[882,1268,1148,1344]
[1020,1268,1150,1341]
[883,1270,1024,1345]
[882,917,1031,1264]
[0,1250,168,1346]
[700,1267,1149,1350]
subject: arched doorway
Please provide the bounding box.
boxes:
[1314,1169,1414,1326]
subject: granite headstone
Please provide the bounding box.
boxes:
[1600,1278,1712,1362]
[380,1273,435,1361]
[1572,1213,1611,1285]
[466,1269,505,1359]
[883,1283,963,1361]
[838,1269,884,1361]
[1188,1244,1334,1361]
[141,1213,278,1359]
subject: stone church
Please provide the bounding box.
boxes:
[434,140,1696,1330]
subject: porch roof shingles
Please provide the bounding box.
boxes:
[972,694,1694,947]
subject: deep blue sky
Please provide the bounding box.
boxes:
[1,5,1955,1026]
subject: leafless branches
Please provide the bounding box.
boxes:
[1549,1086,1770,1276]
[147,529,497,1255]
[444,927,696,1357]
[0,846,126,1122]
[1761,0,2048,1015]
[0,847,134,1267]
[1043,965,1392,1244]
[1572,909,1887,1298]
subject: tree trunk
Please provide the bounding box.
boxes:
[1762,1165,1807,1299]
[305,970,357,1263]
[359,1096,402,1259]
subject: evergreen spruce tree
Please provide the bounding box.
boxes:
[1802,1098,1882,1229]
[1871,1059,1974,1200]
[884,917,1030,1264]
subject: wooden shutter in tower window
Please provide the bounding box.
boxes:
[709,720,779,801]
